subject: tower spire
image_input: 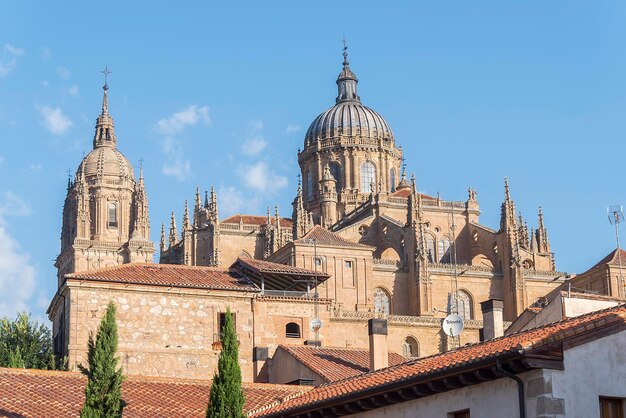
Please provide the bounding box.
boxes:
[93,66,117,149]
[160,222,166,252]
[183,200,191,231]
[169,211,177,247]
[336,40,360,104]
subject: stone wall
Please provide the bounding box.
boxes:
[64,280,256,381]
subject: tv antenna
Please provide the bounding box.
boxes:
[608,205,624,298]
[306,238,321,346]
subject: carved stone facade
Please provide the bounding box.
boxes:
[51,51,566,383]
[55,83,154,287]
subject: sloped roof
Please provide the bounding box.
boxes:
[66,263,260,292]
[390,188,436,200]
[278,345,406,382]
[294,225,374,250]
[234,258,327,278]
[255,304,626,417]
[232,258,329,292]
[222,214,294,228]
[586,248,626,272]
[0,368,309,417]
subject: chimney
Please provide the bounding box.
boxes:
[480,299,504,340]
[368,318,388,371]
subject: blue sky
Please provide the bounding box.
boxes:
[1,1,626,321]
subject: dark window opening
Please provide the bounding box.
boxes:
[286,322,301,338]
[287,378,315,386]
[600,397,624,418]
[108,202,118,228]
[218,312,236,341]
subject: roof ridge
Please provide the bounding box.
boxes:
[67,262,231,278]
[256,304,626,416]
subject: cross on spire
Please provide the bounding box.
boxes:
[342,36,349,65]
[101,65,112,90]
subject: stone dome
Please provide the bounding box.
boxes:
[304,102,394,144]
[76,85,135,182]
[304,49,394,145]
[79,146,135,181]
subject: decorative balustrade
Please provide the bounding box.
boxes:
[429,262,498,275]
[523,269,566,279]
[329,308,492,329]
[373,258,403,268]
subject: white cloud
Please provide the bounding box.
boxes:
[237,161,288,194]
[0,44,24,78]
[0,155,4,167]
[155,105,210,135]
[39,106,72,135]
[218,186,252,216]
[28,164,42,171]
[0,191,32,217]
[68,85,79,97]
[0,192,36,317]
[241,120,268,156]
[161,137,191,181]
[41,80,49,87]
[57,66,70,80]
[0,58,16,78]
[286,124,301,134]
[42,47,51,61]
[3,45,24,56]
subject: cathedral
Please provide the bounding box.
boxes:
[48,49,566,383]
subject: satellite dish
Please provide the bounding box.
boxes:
[310,318,323,333]
[443,314,464,337]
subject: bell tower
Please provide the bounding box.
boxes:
[55,73,154,286]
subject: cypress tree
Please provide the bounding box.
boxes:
[206,308,245,418]
[80,301,124,418]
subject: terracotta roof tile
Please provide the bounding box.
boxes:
[256,304,626,416]
[67,263,260,292]
[294,225,373,250]
[390,189,436,200]
[279,345,406,382]
[222,214,294,228]
[0,368,308,417]
[234,258,329,278]
[586,248,626,271]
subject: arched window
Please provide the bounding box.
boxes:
[285,322,301,338]
[438,238,451,263]
[108,202,118,228]
[390,168,396,192]
[448,290,472,320]
[329,162,342,193]
[306,171,313,200]
[426,235,435,262]
[360,161,376,193]
[373,288,390,315]
[402,337,419,358]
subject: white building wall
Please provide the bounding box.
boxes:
[352,378,521,418]
[551,330,626,418]
[352,329,626,418]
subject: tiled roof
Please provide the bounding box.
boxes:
[255,304,626,417]
[279,345,406,382]
[234,258,329,278]
[222,214,294,228]
[294,225,374,250]
[0,368,308,417]
[390,188,436,200]
[66,263,260,292]
[586,248,626,271]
